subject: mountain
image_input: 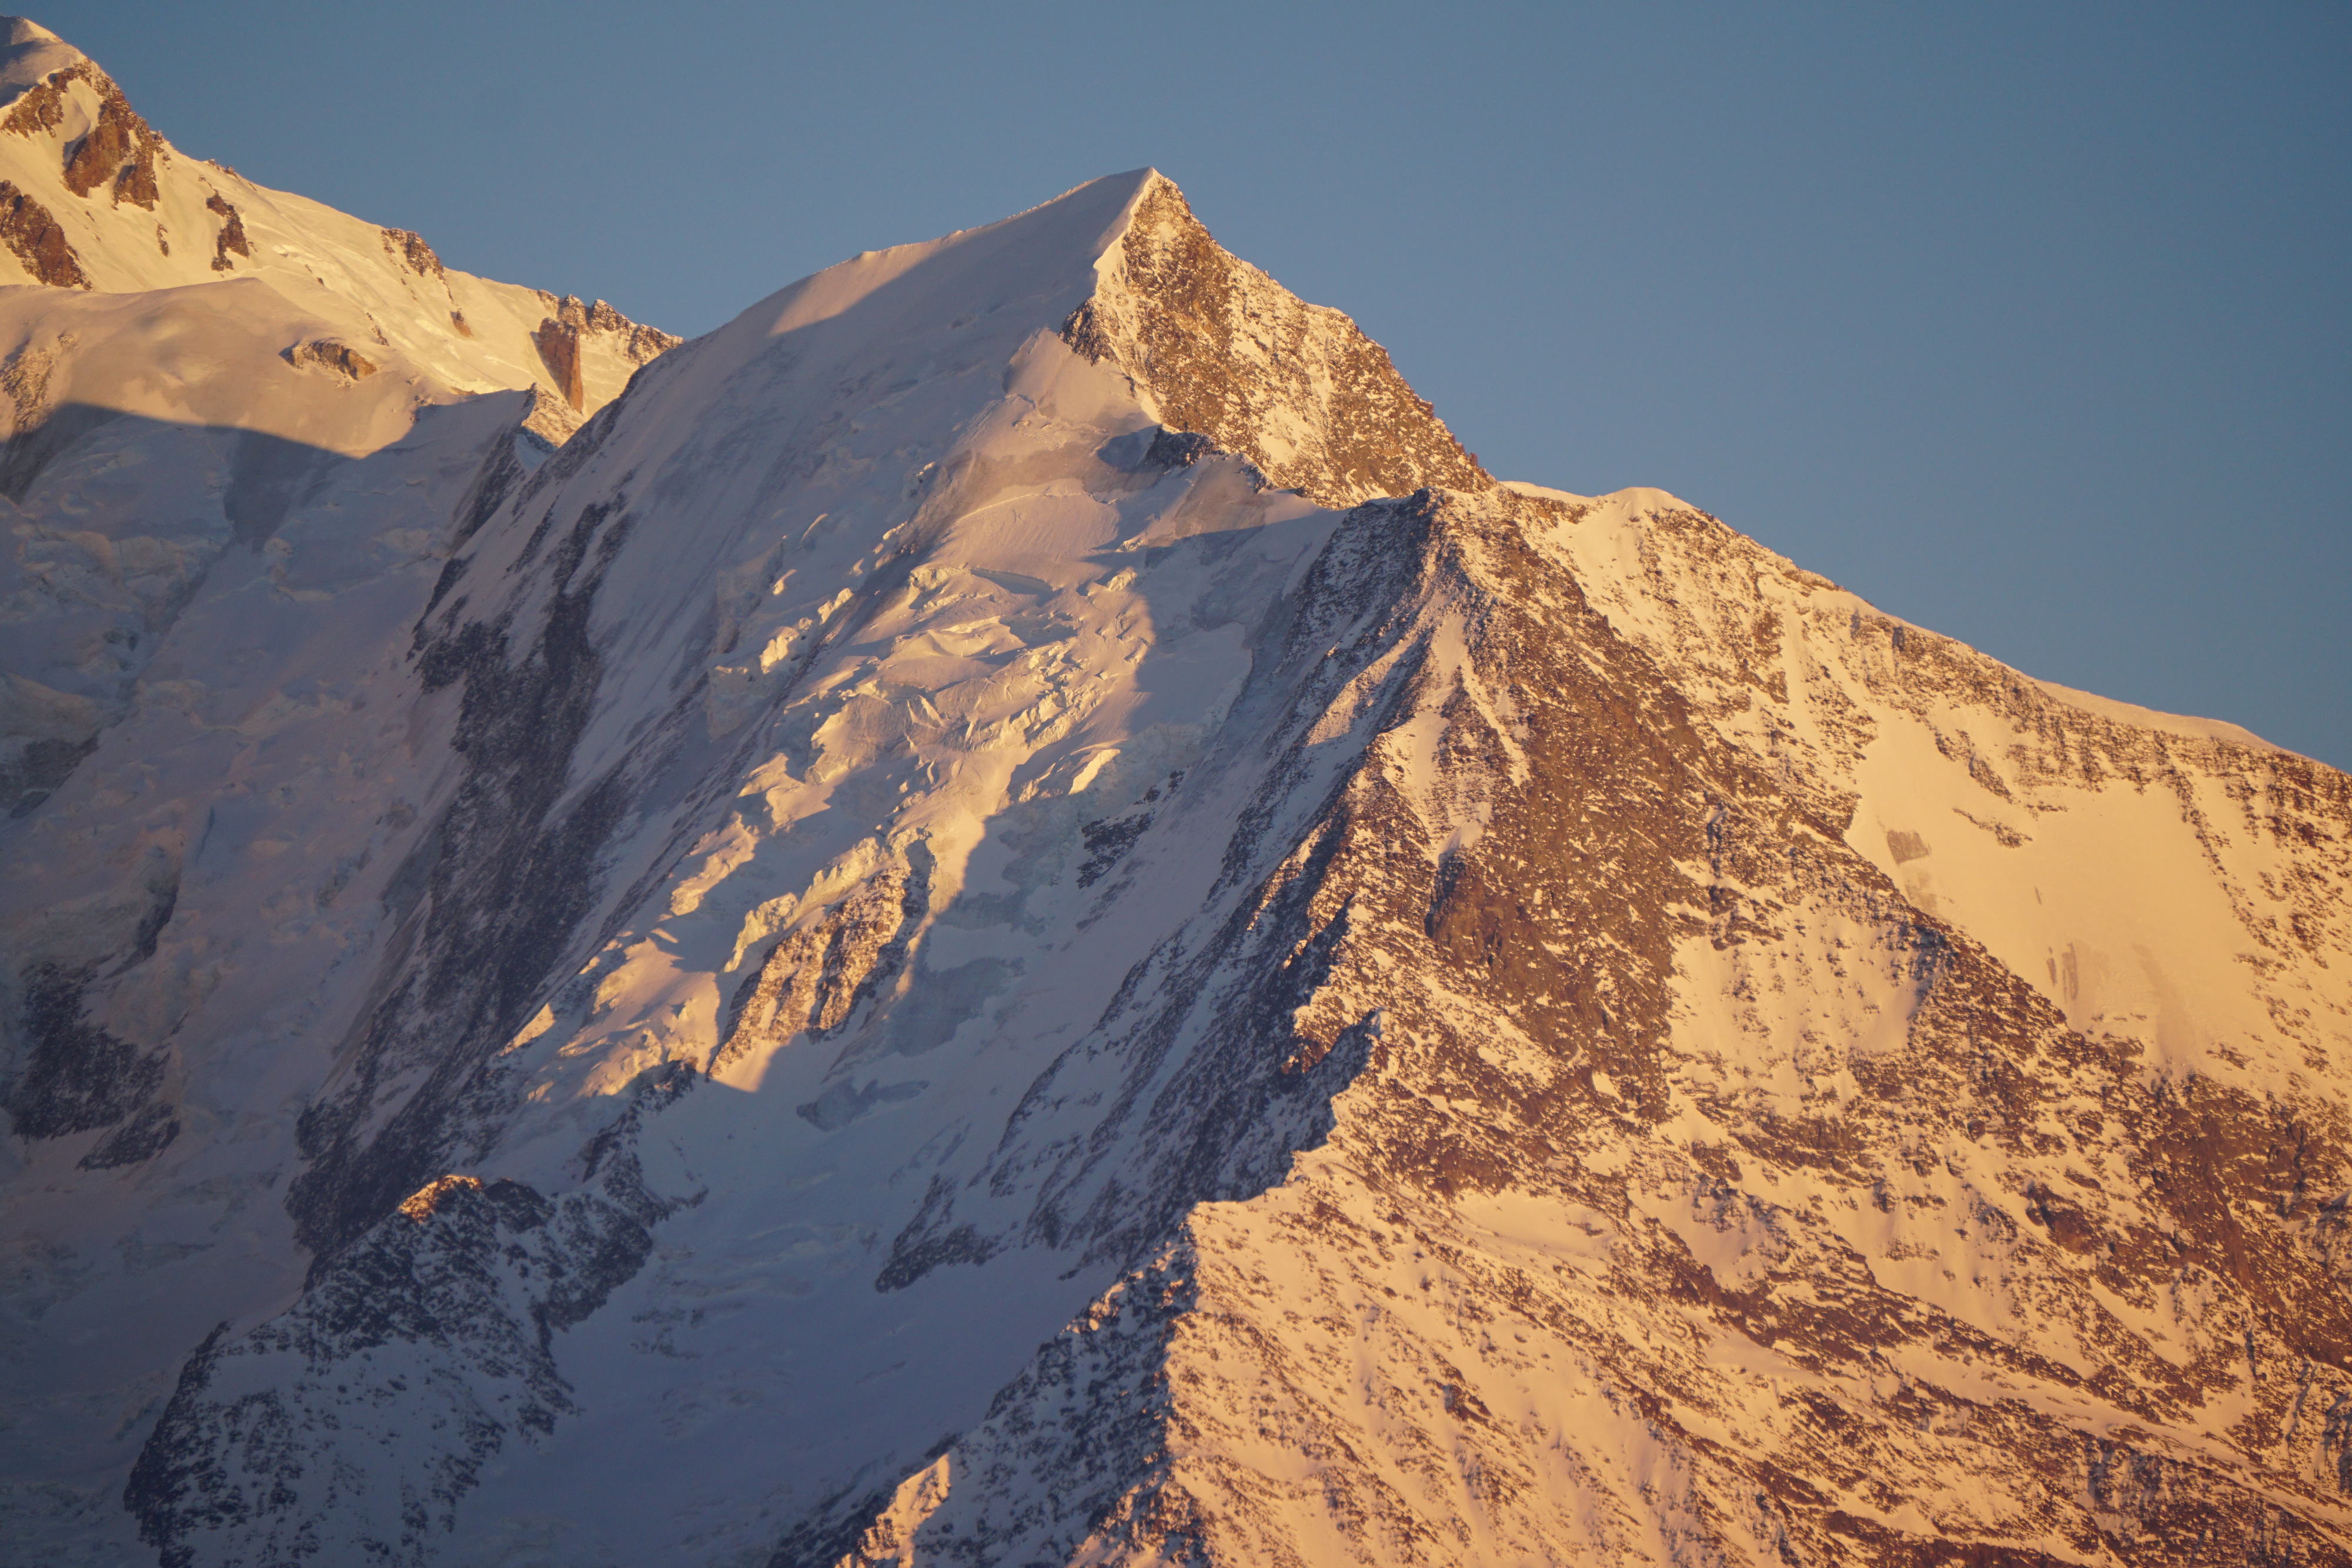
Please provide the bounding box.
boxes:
[3,20,2349,1568]
[0,18,673,444]
[0,12,679,921]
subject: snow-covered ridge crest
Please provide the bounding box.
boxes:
[1,133,2347,1566]
[0,15,677,440]
[0,15,82,101]
[690,153,1481,518]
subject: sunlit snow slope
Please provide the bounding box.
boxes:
[2,29,2348,1568]
[0,15,691,1560]
[0,17,674,445]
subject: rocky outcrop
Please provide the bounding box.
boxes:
[516,380,580,444]
[381,225,445,280]
[531,313,586,409]
[126,1066,701,1568]
[4,57,166,209]
[2,56,89,136]
[284,336,379,380]
[204,191,248,272]
[715,862,928,1073]
[533,294,682,411]
[579,295,683,365]
[1065,176,1489,507]
[0,177,86,286]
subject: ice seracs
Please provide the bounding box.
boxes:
[0,28,2347,1567]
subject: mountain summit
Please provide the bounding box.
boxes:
[0,14,675,442]
[3,25,2349,1568]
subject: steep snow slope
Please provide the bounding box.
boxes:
[0,17,675,442]
[0,12,685,879]
[101,166,1503,1568]
[1,125,2346,1568]
[0,16,697,1558]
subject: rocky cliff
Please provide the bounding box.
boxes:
[0,47,2344,1568]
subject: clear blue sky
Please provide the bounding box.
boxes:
[58,2,2350,765]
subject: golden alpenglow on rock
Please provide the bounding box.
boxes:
[0,16,2346,1567]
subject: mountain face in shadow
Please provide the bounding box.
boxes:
[2,20,2349,1568]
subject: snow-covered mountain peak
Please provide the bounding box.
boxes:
[0,16,678,440]
[717,161,1497,513]
[2,136,2347,1566]
[0,15,81,99]
[702,167,1154,376]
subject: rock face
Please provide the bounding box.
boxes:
[1064,178,1489,507]
[0,67,2343,1568]
[5,55,163,206]
[125,1068,700,1568]
[201,191,245,272]
[283,336,379,380]
[831,478,2352,1564]
[382,225,446,280]
[0,173,79,284]
[531,313,586,409]
[533,293,684,416]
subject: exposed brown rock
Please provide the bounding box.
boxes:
[449,309,472,338]
[0,179,88,287]
[113,152,158,208]
[533,295,683,410]
[714,865,927,1072]
[517,383,581,446]
[0,58,80,134]
[205,191,248,272]
[380,225,444,280]
[1,334,62,430]
[9,61,166,209]
[396,1172,483,1223]
[580,296,682,363]
[1064,176,1489,506]
[283,339,378,381]
[2023,1178,2103,1253]
[532,315,585,409]
[61,110,126,196]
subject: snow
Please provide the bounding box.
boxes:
[6,156,1378,1560]
[1,28,2346,1553]
[2031,676,2290,757]
[0,16,81,99]
[0,30,666,432]
[1520,476,2350,1110]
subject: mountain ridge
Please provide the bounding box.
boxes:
[0,14,676,444]
[0,22,2344,1567]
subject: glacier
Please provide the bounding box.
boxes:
[1,17,2348,1566]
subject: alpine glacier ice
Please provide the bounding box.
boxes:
[2,17,2348,1567]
